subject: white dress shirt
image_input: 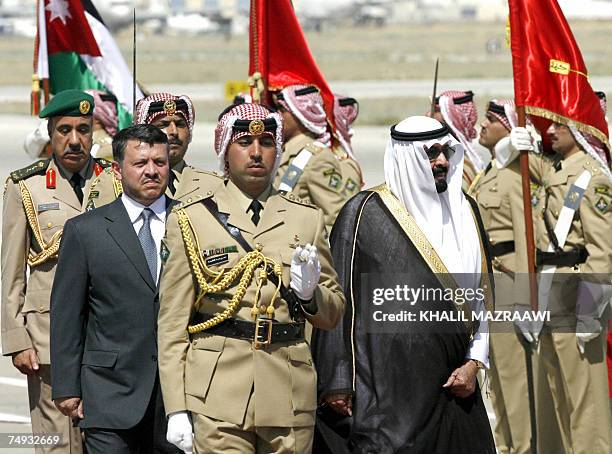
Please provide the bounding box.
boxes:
[121,193,167,282]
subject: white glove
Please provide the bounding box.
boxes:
[576,316,601,355]
[290,243,321,301]
[510,127,535,152]
[513,305,538,344]
[166,411,193,453]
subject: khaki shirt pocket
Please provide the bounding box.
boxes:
[288,343,317,412]
[37,209,66,244]
[478,193,501,209]
[22,289,50,313]
[185,335,226,400]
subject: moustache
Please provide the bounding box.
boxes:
[432,165,448,176]
[168,139,183,146]
[63,148,85,155]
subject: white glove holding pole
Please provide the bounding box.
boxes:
[167,411,193,453]
[576,316,601,355]
[510,126,535,152]
[290,243,321,301]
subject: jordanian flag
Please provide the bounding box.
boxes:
[35,0,141,128]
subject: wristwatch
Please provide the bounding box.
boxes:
[469,359,485,369]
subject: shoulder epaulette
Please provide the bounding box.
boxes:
[172,191,214,212]
[10,159,50,183]
[193,169,223,179]
[280,191,317,209]
[304,142,324,155]
[94,157,112,168]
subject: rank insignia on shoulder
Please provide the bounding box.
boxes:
[324,169,342,190]
[160,239,170,263]
[595,196,609,213]
[595,186,610,196]
[202,245,238,257]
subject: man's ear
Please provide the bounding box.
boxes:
[111,161,122,181]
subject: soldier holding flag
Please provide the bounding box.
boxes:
[508,0,611,451]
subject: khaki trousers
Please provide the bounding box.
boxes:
[27,365,83,454]
[489,330,534,454]
[192,391,313,454]
[538,331,611,454]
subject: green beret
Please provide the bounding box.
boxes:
[39,89,95,119]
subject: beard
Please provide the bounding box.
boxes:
[432,165,448,193]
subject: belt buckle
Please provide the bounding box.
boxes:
[253,318,273,349]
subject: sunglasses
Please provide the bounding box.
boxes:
[423,145,452,161]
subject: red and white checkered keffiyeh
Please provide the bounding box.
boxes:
[438,90,483,171]
[134,93,195,136]
[85,90,118,136]
[574,92,611,170]
[214,103,284,176]
[333,94,359,158]
[278,85,331,148]
[487,99,518,132]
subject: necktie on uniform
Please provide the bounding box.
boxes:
[248,199,263,226]
[70,173,84,205]
[138,208,157,282]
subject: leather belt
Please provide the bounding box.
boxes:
[536,248,588,268]
[191,313,305,347]
[490,240,515,258]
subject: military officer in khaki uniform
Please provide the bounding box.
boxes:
[158,103,345,453]
[333,94,363,198]
[530,121,611,454]
[273,85,346,229]
[87,93,222,208]
[1,90,114,454]
[470,99,542,454]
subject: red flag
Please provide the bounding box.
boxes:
[249,0,335,129]
[509,0,609,149]
[45,0,101,56]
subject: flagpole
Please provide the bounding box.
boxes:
[517,106,538,312]
[132,8,136,117]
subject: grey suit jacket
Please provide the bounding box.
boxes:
[50,196,173,429]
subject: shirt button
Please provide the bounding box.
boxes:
[38,305,44,311]
[47,222,53,228]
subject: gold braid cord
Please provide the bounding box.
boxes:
[19,181,62,267]
[112,174,123,197]
[176,208,282,335]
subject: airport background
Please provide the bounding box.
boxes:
[0,0,611,452]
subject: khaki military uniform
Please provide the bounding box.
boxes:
[158,179,345,453]
[86,160,222,209]
[471,158,562,454]
[533,150,611,454]
[275,134,346,229]
[332,146,363,199]
[1,157,112,454]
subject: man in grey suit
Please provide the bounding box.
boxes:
[50,124,182,454]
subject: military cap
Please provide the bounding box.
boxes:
[39,89,95,118]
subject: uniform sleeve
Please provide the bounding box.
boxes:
[1,179,33,356]
[305,151,347,229]
[306,208,346,330]
[158,212,195,415]
[50,219,89,399]
[580,172,612,279]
